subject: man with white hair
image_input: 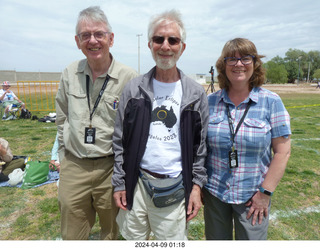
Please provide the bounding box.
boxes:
[112,10,209,240]
[55,6,137,240]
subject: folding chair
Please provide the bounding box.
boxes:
[1,103,20,120]
[0,100,3,117]
[0,101,4,119]
[7,104,20,120]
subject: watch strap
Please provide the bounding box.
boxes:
[259,186,273,196]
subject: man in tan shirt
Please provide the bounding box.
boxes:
[55,6,138,240]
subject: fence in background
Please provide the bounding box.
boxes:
[14,81,60,112]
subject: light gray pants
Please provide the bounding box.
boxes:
[203,188,270,240]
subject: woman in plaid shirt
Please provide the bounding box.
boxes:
[203,38,291,240]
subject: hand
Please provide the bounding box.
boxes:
[113,190,127,210]
[186,184,202,222]
[54,162,60,172]
[245,191,270,226]
[49,160,60,172]
[0,161,5,172]
[49,160,56,170]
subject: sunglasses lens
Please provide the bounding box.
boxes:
[152,36,165,44]
[168,37,180,45]
[152,36,181,45]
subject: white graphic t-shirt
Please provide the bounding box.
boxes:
[0,89,16,101]
[140,78,182,177]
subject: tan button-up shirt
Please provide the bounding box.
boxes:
[55,55,138,161]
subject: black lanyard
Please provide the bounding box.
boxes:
[226,99,252,151]
[86,74,110,126]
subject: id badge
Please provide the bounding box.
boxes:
[229,150,238,168]
[85,127,96,144]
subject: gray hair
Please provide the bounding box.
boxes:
[76,6,112,34]
[148,9,186,43]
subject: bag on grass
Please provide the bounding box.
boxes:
[21,161,49,189]
[8,168,24,186]
[20,109,32,119]
[139,171,185,208]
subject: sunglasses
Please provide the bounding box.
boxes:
[152,36,181,46]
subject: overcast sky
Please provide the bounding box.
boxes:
[1,0,319,75]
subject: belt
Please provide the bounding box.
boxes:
[141,168,171,179]
[84,154,114,160]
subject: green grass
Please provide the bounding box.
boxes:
[267,93,320,240]
[0,92,319,240]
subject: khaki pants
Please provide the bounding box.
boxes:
[2,158,25,176]
[116,170,187,240]
[58,152,119,240]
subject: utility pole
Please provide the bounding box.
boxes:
[137,34,143,74]
[307,59,313,83]
[297,56,302,85]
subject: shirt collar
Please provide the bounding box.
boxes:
[77,53,117,80]
[219,87,260,105]
[249,87,259,103]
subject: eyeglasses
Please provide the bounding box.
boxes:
[77,31,110,42]
[152,36,181,46]
[224,55,255,66]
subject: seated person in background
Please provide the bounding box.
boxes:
[0,137,25,181]
[49,134,60,172]
[0,81,26,120]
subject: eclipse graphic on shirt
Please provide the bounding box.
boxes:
[151,105,177,129]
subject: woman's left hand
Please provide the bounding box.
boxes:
[245,136,290,226]
[245,191,270,226]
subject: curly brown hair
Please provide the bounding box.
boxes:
[216,38,266,91]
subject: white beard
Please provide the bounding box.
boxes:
[151,45,183,70]
[154,55,176,70]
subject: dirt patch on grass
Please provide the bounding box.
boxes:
[204,83,320,95]
[263,83,320,94]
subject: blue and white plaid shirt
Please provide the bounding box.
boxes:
[204,87,291,204]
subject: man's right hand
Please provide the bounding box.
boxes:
[113,190,127,210]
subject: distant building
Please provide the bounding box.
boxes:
[1,70,212,85]
[0,70,61,82]
[188,74,207,85]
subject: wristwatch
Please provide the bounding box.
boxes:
[259,186,273,196]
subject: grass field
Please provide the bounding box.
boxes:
[0,88,319,240]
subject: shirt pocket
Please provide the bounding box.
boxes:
[208,115,224,126]
[68,91,86,120]
[207,115,225,139]
[99,94,120,124]
[243,118,271,146]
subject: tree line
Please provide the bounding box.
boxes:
[263,49,320,84]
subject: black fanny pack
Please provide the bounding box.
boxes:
[139,170,185,208]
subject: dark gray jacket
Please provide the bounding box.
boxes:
[112,67,209,210]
